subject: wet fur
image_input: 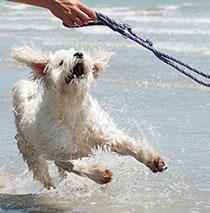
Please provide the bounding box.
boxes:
[11,44,167,189]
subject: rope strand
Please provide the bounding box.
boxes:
[63,11,210,87]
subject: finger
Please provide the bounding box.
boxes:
[79,5,98,23]
[65,12,84,27]
[63,18,75,28]
[50,6,75,27]
[73,8,90,25]
[75,17,83,26]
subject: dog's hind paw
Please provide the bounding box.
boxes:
[147,156,167,173]
[44,180,55,190]
[86,165,112,184]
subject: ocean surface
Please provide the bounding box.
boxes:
[0,0,210,212]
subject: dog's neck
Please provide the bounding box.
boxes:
[41,89,89,119]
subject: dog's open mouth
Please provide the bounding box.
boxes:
[65,63,84,84]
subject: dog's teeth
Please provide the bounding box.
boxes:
[67,74,72,79]
[65,71,84,84]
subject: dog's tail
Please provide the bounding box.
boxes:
[11,80,40,119]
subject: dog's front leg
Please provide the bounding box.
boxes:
[109,133,167,173]
[90,131,167,173]
[55,160,112,184]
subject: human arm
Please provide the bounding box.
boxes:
[7,0,97,27]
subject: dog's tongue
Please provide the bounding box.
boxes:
[73,63,84,77]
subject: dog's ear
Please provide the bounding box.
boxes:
[12,44,50,80]
[91,50,114,79]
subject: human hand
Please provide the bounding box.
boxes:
[46,0,97,27]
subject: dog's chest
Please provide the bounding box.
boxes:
[34,110,92,158]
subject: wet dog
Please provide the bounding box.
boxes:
[11,45,167,189]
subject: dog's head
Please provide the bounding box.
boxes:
[12,44,113,99]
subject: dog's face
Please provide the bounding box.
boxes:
[47,49,95,87]
[12,45,113,98]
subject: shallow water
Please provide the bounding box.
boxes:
[0,0,210,212]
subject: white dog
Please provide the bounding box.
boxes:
[11,45,167,189]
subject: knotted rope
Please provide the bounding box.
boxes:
[63,11,210,87]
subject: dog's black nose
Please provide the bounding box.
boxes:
[74,52,84,59]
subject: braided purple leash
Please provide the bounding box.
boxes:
[64,11,210,87]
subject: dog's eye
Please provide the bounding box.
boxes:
[59,60,64,66]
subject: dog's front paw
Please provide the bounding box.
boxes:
[147,156,167,173]
[103,169,113,183]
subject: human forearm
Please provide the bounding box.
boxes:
[7,0,97,27]
[7,0,48,8]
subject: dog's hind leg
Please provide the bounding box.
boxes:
[12,80,54,189]
[55,160,112,184]
[16,133,54,189]
[55,162,67,179]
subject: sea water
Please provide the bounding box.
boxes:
[0,0,210,212]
